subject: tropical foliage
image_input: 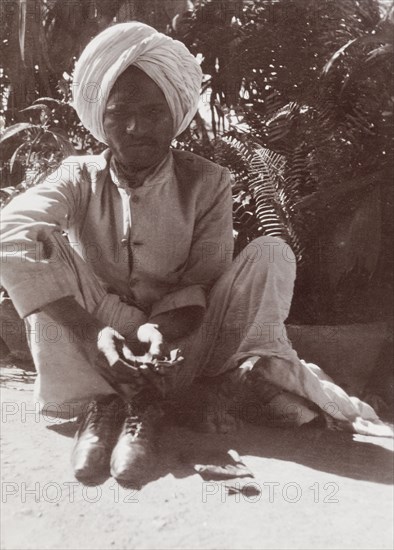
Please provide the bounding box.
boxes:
[0,0,192,116]
[1,0,393,323]
[175,0,393,322]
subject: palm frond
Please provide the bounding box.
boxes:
[214,136,304,261]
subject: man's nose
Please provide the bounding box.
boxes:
[125,114,144,135]
[125,114,136,133]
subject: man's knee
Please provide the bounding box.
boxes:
[237,236,296,271]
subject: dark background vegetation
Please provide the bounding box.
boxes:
[1,0,393,326]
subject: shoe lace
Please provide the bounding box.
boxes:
[123,398,155,440]
[123,403,142,436]
[124,417,144,438]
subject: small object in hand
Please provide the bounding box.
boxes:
[98,347,184,397]
[148,348,184,375]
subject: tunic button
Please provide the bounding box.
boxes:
[121,238,128,247]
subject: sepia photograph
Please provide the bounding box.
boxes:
[0,0,393,548]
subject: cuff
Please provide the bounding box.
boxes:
[93,294,148,339]
[4,264,77,318]
[150,285,207,318]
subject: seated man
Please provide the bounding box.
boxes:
[0,22,389,485]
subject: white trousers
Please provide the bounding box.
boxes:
[26,233,389,436]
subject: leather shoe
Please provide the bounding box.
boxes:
[110,391,160,485]
[71,394,125,482]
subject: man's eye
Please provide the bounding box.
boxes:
[147,108,160,116]
[105,105,124,114]
[106,110,123,116]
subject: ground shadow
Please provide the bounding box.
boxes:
[47,420,79,438]
[46,413,393,489]
[44,377,394,488]
[157,420,394,486]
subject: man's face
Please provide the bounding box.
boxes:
[103,66,173,170]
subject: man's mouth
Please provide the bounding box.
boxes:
[126,141,155,148]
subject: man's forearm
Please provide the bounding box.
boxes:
[42,299,204,352]
[41,296,105,342]
[149,306,204,342]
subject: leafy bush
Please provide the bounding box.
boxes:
[0,96,105,207]
[1,0,392,324]
[175,0,393,323]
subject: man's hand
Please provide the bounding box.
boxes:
[137,323,168,360]
[97,326,135,367]
[96,327,147,389]
[98,325,184,396]
[41,297,185,394]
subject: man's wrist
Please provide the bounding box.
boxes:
[149,306,204,342]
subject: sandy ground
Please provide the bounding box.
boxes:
[1,368,393,550]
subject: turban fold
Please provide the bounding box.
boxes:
[72,22,203,143]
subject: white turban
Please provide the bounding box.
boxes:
[72,22,203,143]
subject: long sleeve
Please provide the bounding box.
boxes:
[150,167,234,318]
[1,149,235,321]
[0,159,83,317]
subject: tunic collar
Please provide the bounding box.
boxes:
[106,149,174,190]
